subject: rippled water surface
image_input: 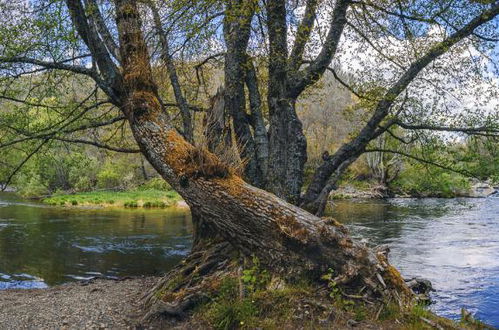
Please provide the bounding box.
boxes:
[1,192,498,326]
[329,197,499,327]
[0,192,192,289]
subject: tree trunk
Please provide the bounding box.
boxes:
[267,99,308,203]
[223,0,262,187]
[150,2,193,142]
[266,0,307,203]
[245,57,269,187]
[114,0,411,319]
[203,87,231,154]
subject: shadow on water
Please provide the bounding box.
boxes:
[0,192,192,289]
[328,197,499,327]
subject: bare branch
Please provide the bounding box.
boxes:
[149,0,192,141]
[1,139,49,191]
[85,0,121,61]
[53,137,139,153]
[395,121,499,137]
[289,0,319,72]
[0,56,98,79]
[289,0,350,97]
[364,148,476,178]
[65,0,123,102]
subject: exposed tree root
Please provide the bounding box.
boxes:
[141,231,416,326]
[142,239,237,321]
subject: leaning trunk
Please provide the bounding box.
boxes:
[115,0,411,319]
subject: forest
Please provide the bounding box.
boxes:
[0,0,498,329]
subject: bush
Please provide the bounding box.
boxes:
[96,162,122,189]
[74,176,93,192]
[138,177,171,191]
[15,172,49,198]
[124,201,138,208]
[392,164,470,197]
[67,153,98,190]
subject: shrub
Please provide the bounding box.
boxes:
[124,201,138,208]
[96,162,122,189]
[15,172,48,198]
[138,177,172,191]
[392,164,470,197]
[74,176,93,192]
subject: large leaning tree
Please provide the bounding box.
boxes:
[0,0,498,320]
[140,0,499,214]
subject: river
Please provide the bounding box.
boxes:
[0,192,498,326]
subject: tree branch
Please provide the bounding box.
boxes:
[0,116,127,149]
[302,4,499,207]
[0,56,98,79]
[395,121,499,137]
[65,0,122,102]
[364,148,476,178]
[53,137,139,153]
[288,0,319,73]
[85,0,121,61]
[289,0,350,97]
[149,0,193,141]
[350,1,436,24]
[1,139,49,191]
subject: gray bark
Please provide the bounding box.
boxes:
[245,58,269,185]
[150,1,193,142]
[223,0,261,186]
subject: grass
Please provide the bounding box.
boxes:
[43,189,183,209]
[194,280,488,330]
[186,261,490,330]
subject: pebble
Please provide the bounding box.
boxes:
[0,277,158,330]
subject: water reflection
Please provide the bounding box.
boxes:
[329,198,499,326]
[1,193,498,326]
[0,192,192,287]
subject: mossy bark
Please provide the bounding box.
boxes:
[113,0,413,321]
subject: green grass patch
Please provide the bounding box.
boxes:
[43,189,182,209]
[180,261,477,330]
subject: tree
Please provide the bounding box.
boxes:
[0,0,498,320]
[176,0,499,214]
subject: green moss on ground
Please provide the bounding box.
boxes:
[190,278,490,330]
[164,260,492,330]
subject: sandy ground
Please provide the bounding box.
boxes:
[0,277,158,330]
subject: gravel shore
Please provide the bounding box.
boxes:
[0,277,158,330]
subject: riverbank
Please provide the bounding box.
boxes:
[330,181,497,200]
[0,277,488,330]
[0,277,155,329]
[42,189,186,209]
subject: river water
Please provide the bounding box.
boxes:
[0,192,498,326]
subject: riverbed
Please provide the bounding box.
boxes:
[0,192,498,326]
